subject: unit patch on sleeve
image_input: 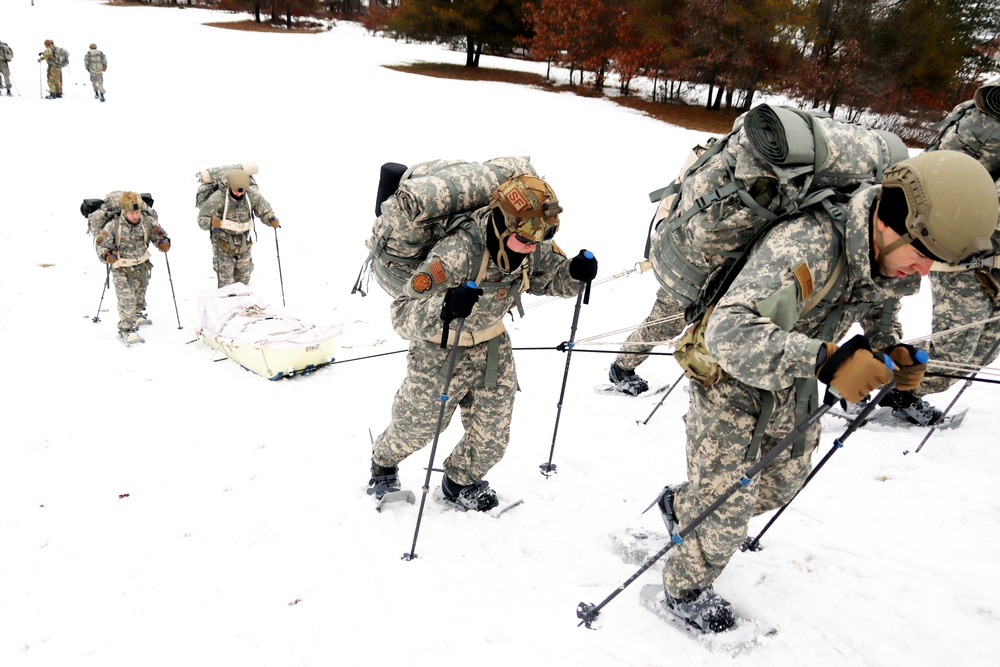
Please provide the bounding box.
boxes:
[792,261,814,301]
[428,259,448,285]
[411,273,432,293]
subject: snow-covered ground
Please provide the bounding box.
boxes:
[1,1,998,665]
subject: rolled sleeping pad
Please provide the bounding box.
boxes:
[376,162,408,217]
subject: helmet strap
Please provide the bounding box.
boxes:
[873,218,915,276]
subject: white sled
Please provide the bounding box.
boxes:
[196,283,340,380]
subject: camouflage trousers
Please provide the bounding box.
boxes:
[46,66,62,94]
[89,71,105,94]
[212,241,254,288]
[112,262,151,332]
[662,377,818,597]
[614,286,686,372]
[373,333,517,486]
[0,61,10,90]
[916,269,1000,397]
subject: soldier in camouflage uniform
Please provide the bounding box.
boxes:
[95,192,171,343]
[1,39,13,96]
[368,174,599,512]
[886,86,1000,424]
[196,169,279,288]
[650,151,996,633]
[608,286,685,395]
[36,40,62,99]
[83,43,107,101]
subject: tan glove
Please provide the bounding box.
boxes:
[816,335,893,403]
[211,215,223,229]
[157,238,171,252]
[266,217,280,228]
[881,344,927,391]
[105,252,118,265]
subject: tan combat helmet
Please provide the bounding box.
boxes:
[493,174,563,242]
[118,191,144,212]
[875,150,998,264]
[228,169,251,195]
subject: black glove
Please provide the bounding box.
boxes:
[569,249,598,283]
[440,284,483,321]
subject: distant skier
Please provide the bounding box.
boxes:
[36,39,64,99]
[84,43,107,102]
[0,38,13,96]
[95,192,171,344]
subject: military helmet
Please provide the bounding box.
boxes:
[228,169,251,194]
[876,150,998,264]
[118,191,144,212]
[493,174,562,243]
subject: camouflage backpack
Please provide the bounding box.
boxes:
[195,162,258,208]
[80,191,156,237]
[647,103,910,324]
[1,42,13,62]
[351,156,536,298]
[927,85,1000,180]
[52,46,69,68]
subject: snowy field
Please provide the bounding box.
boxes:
[1,1,998,666]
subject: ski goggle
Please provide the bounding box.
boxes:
[514,217,559,244]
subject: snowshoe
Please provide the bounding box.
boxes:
[662,586,736,634]
[609,363,649,396]
[366,460,414,511]
[888,391,943,426]
[135,313,152,327]
[119,329,144,346]
[441,476,499,512]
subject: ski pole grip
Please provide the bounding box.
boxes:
[914,348,929,364]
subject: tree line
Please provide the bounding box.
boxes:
[182,1,1000,123]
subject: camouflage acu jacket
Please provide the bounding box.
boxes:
[197,186,273,234]
[95,212,168,264]
[390,207,581,344]
[705,186,918,391]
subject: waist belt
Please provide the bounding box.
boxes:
[429,319,506,347]
[114,249,150,268]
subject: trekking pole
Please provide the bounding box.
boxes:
[576,384,887,629]
[38,60,44,98]
[92,264,110,323]
[741,381,899,552]
[402,314,468,562]
[907,336,1000,455]
[539,275,591,477]
[636,372,685,426]
[274,227,286,307]
[164,253,182,329]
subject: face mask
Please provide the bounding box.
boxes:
[486,208,527,273]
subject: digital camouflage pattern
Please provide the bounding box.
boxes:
[918,98,1000,398]
[916,268,1000,397]
[37,45,62,95]
[197,186,274,288]
[372,206,580,486]
[84,48,106,95]
[367,157,535,298]
[649,106,904,312]
[613,286,685,372]
[928,100,1000,175]
[95,212,169,333]
[0,41,11,92]
[662,185,917,597]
